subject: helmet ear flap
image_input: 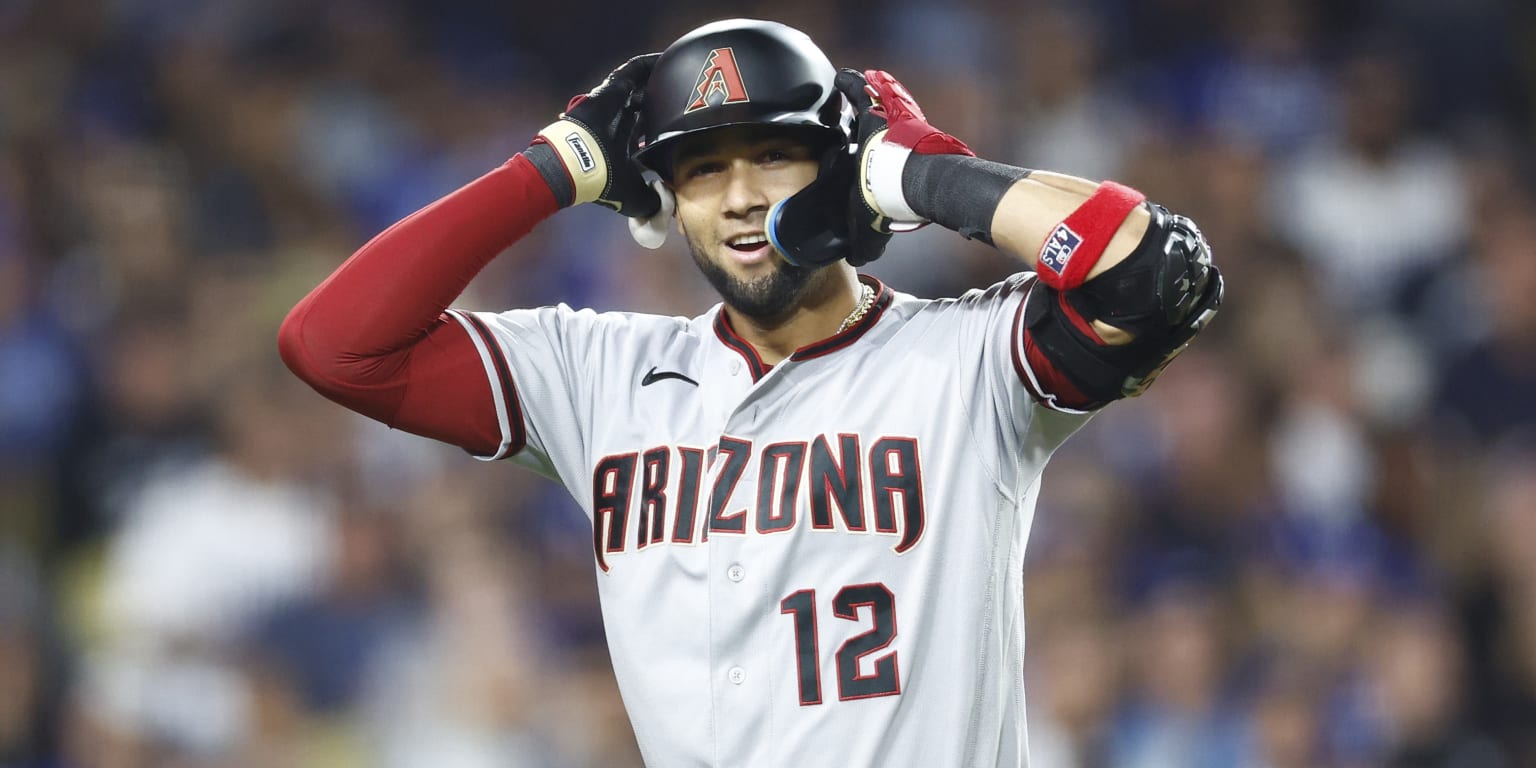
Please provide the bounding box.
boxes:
[767,143,872,267]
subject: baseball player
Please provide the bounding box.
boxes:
[280,18,1221,768]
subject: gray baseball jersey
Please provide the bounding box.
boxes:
[448,272,1092,767]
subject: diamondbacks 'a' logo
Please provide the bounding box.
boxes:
[1038,223,1083,276]
[685,48,751,114]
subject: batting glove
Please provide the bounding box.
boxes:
[840,69,974,236]
[526,54,670,227]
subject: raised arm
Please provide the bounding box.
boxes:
[278,54,662,453]
[841,69,1223,411]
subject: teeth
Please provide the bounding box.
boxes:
[728,234,767,247]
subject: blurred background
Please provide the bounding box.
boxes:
[2,0,1534,765]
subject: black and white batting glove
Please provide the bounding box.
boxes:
[838,69,975,238]
[525,53,674,245]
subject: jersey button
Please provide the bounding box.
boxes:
[728,666,745,685]
[729,359,741,376]
[727,564,745,582]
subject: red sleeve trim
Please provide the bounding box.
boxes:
[1009,280,1097,414]
[449,311,528,459]
[1055,292,1105,345]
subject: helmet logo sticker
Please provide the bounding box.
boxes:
[684,47,751,114]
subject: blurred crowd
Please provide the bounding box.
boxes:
[2,0,1534,766]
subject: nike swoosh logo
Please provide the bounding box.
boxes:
[641,367,699,387]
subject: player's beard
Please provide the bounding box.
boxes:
[687,237,816,327]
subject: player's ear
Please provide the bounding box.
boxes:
[625,176,675,250]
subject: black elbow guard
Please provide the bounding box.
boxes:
[1025,204,1223,404]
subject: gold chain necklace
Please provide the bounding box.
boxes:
[837,283,877,334]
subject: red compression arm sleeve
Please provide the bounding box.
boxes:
[278,154,560,456]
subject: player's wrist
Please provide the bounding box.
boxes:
[529,116,615,209]
[899,154,1033,246]
[842,69,988,238]
[858,129,925,226]
[522,140,578,208]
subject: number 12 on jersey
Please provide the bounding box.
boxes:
[779,584,900,705]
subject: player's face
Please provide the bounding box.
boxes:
[670,126,825,323]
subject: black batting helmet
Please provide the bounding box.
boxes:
[634,19,849,175]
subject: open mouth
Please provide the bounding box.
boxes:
[727,233,768,251]
[725,233,774,262]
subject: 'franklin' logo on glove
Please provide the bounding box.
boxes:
[1038,223,1083,276]
[685,48,751,113]
[565,133,597,173]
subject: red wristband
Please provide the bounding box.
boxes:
[1035,181,1146,291]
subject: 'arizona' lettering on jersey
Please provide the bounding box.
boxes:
[590,434,926,570]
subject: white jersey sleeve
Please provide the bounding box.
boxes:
[928,272,1097,490]
[445,304,689,489]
